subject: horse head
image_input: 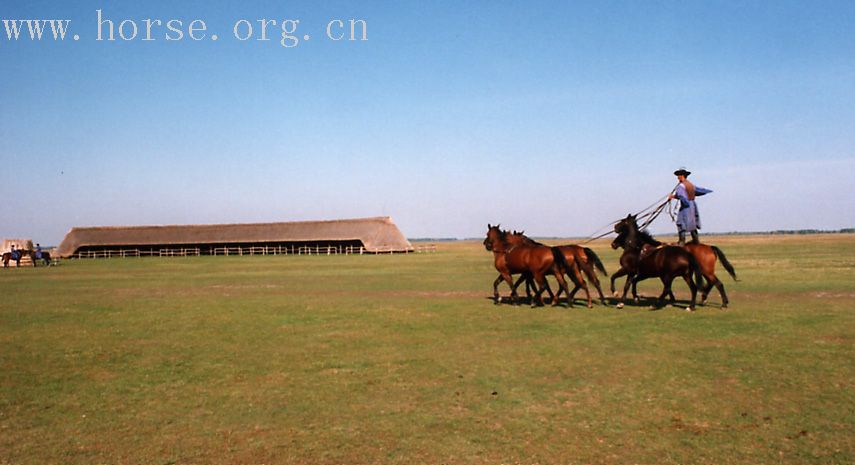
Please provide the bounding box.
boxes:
[613,214,641,250]
[614,214,637,234]
[611,230,626,250]
[484,224,506,252]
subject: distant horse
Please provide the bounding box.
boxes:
[484,225,573,307]
[505,231,608,308]
[2,250,23,268]
[610,229,737,308]
[31,249,52,267]
[612,214,703,311]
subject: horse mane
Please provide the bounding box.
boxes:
[636,228,661,246]
[614,217,662,250]
[514,231,545,247]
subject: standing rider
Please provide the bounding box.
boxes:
[668,168,712,245]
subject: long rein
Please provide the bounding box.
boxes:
[580,184,679,244]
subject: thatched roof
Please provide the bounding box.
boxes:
[56,217,413,257]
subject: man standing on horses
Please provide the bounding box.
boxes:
[668,168,712,245]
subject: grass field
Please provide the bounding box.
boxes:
[1,234,853,464]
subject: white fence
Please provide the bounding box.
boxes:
[72,244,437,259]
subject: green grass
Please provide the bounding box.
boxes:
[1,235,853,464]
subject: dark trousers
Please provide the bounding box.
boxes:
[678,230,699,246]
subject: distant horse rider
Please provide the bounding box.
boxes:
[668,168,712,245]
[35,243,43,260]
[10,245,21,267]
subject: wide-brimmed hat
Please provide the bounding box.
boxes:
[673,167,691,176]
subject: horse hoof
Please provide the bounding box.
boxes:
[616,303,624,309]
[686,306,695,312]
[721,305,728,310]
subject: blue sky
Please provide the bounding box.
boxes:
[2,1,854,243]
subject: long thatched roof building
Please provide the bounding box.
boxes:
[56,217,413,258]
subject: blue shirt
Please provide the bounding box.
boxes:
[675,183,712,232]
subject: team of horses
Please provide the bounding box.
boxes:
[484,214,737,311]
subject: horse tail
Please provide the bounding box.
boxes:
[583,247,607,276]
[712,245,738,281]
[551,246,571,276]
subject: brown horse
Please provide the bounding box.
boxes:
[484,225,573,307]
[609,241,640,303]
[610,230,737,308]
[504,231,608,308]
[2,250,23,268]
[683,243,737,308]
[33,249,52,267]
[612,214,703,311]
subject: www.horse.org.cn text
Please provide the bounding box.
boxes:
[1,9,368,48]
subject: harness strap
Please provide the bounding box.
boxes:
[639,244,667,261]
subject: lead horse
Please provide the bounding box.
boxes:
[610,223,737,308]
[612,214,703,311]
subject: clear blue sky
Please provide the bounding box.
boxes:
[2,1,854,244]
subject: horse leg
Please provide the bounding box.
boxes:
[515,274,534,300]
[552,272,572,308]
[543,278,557,304]
[632,277,640,303]
[709,275,729,309]
[686,272,698,311]
[531,273,548,308]
[569,265,592,308]
[697,273,710,305]
[584,263,607,305]
[493,274,504,304]
[617,275,635,309]
[501,272,518,305]
[546,279,564,299]
[532,275,561,302]
[525,275,534,299]
[510,274,527,301]
[567,282,580,305]
[699,272,716,305]
[610,268,628,297]
[654,276,675,310]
